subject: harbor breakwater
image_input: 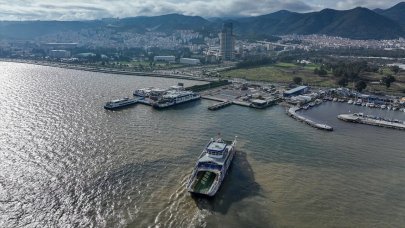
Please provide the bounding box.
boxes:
[287,107,333,131]
[338,113,405,130]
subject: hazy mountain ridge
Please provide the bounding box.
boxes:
[0,2,404,41]
[232,7,404,40]
[376,2,405,27]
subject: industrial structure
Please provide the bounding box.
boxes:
[283,86,309,97]
[153,56,175,62]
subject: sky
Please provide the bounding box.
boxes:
[0,0,403,20]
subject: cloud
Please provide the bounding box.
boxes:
[0,0,403,20]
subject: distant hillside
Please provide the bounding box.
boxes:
[112,14,212,33]
[377,2,405,27]
[0,20,100,39]
[0,14,213,40]
[0,4,404,41]
[233,7,405,40]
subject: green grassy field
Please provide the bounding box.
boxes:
[221,62,405,95]
[222,62,336,87]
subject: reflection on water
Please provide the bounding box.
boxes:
[1,62,405,228]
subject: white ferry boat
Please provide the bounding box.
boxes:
[104,97,140,110]
[187,136,237,196]
[133,87,166,99]
[133,87,154,97]
[152,86,200,109]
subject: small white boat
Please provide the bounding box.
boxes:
[381,105,386,109]
[366,102,374,108]
[347,99,353,104]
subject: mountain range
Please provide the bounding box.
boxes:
[0,2,404,41]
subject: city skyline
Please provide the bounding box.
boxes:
[0,0,404,21]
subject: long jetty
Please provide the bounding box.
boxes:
[287,107,333,131]
[338,114,405,130]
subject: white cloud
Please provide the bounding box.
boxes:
[0,0,403,20]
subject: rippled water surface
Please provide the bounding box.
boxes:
[1,62,405,228]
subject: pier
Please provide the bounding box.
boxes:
[287,107,333,131]
[208,100,233,111]
[338,113,405,130]
[137,98,153,106]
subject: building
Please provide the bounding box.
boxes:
[153,56,175,62]
[180,58,200,65]
[219,22,235,61]
[283,86,309,97]
[49,50,71,58]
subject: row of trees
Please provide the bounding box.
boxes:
[313,65,327,76]
[292,59,399,92]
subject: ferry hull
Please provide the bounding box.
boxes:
[187,140,236,197]
[104,102,137,110]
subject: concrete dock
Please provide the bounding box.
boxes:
[287,107,333,131]
[201,95,227,102]
[338,114,405,130]
[201,95,275,109]
[208,100,233,110]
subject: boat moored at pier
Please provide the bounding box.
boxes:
[187,136,237,197]
[133,87,167,99]
[152,86,200,109]
[104,97,140,110]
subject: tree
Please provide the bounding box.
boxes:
[318,67,328,76]
[382,75,396,89]
[390,65,400,74]
[293,76,302,85]
[314,66,327,76]
[355,80,367,92]
[337,77,348,87]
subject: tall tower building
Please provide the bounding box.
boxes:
[219,22,235,61]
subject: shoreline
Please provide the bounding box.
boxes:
[0,58,213,82]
